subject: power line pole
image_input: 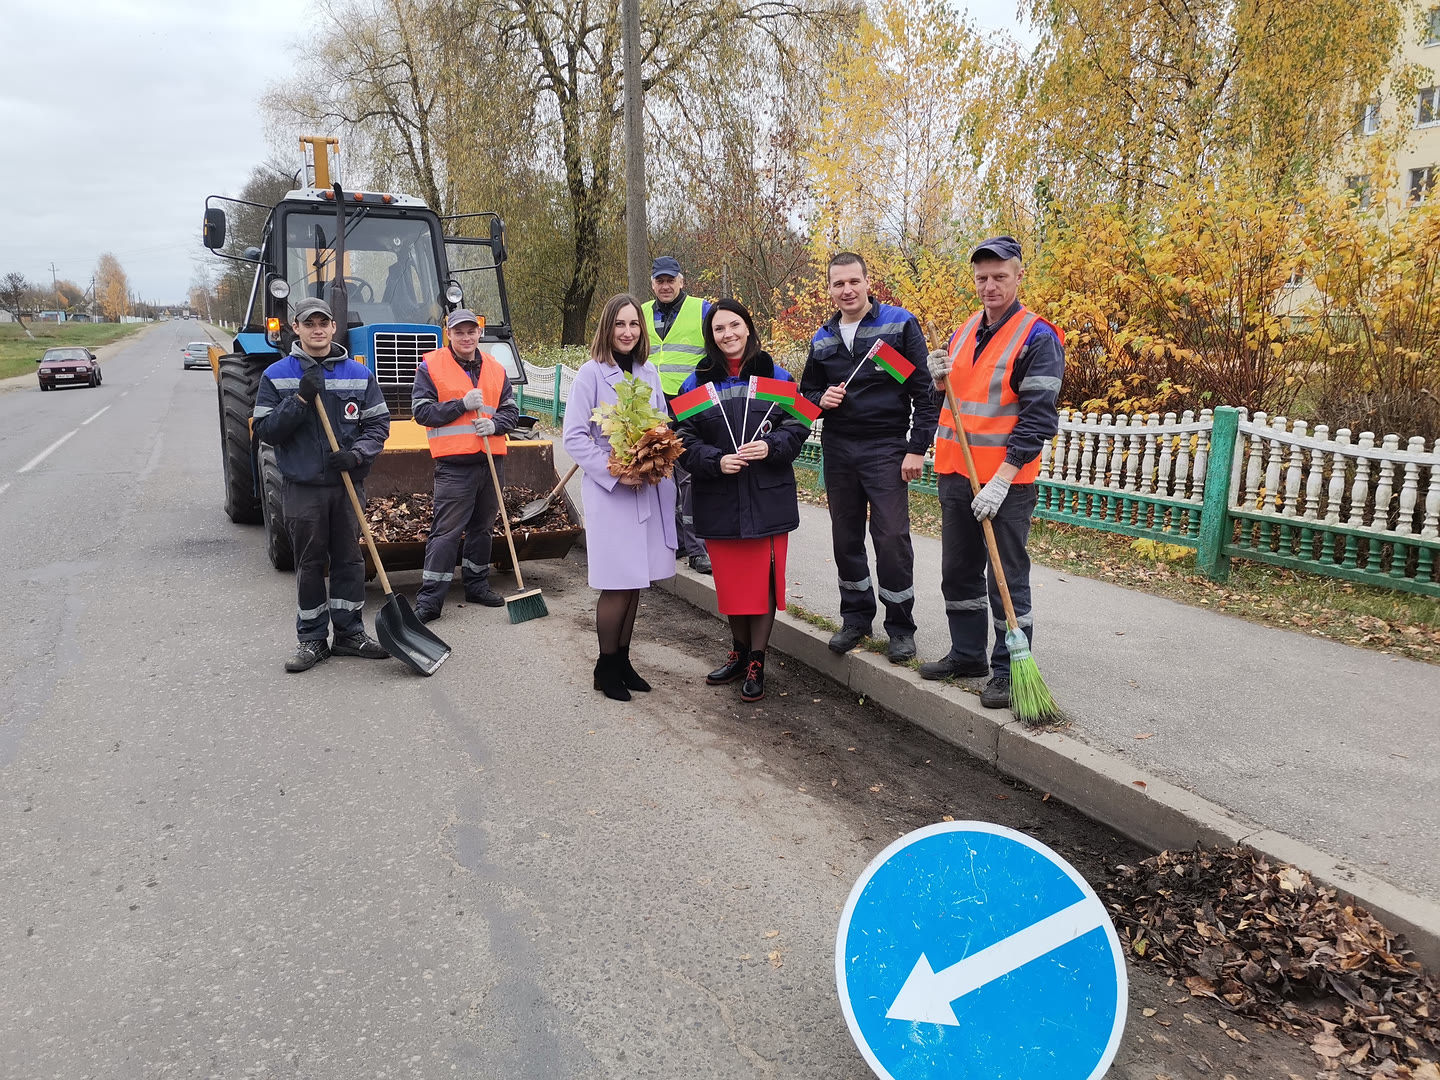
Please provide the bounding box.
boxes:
[622,0,647,298]
[49,262,59,318]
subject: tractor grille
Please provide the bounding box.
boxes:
[372,331,438,421]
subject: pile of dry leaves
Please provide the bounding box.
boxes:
[1106,846,1440,1077]
[363,487,574,543]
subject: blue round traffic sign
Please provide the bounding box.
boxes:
[836,821,1128,1080]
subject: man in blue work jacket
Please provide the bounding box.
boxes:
[799,253,938,663]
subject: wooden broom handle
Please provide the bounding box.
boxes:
[484,440,527,591]
[924,320,1021,631]
[313,393,394,596]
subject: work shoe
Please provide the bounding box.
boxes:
[828,624,867,654]
[980,675,1012,709]
[740,651,766,703]
[706,640,748,685]
[285,639,331,673]
[887,634,916,664]
[617,646,651,692]
[688,553,712,575]
[918,656,991,681]
[332,632,388,659]
[465,585,505,608]
[415,606,441,624]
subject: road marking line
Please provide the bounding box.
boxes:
[120,391,129,398]
[18,430,78,474]
[82,405,110,426]
[0,483,10,497]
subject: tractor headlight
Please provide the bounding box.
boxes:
[268,278,291,300]
[445,283,463,305]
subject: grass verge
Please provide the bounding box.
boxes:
[0,322,146,379]
[794,466,1440,664]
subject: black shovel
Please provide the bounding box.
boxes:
[514,463,579,525]
[313,397,451,675]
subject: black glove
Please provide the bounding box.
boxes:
[297,366,325,403]
[328,449,361,473]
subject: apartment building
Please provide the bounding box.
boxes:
[1351,6,1440,205]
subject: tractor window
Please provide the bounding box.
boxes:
[445,240,506,328]
[283,211,444,327]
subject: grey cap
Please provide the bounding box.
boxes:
[446,308,481,329]
[292,296,333,321]
[971,235,1022,263]
[650,255,682,278]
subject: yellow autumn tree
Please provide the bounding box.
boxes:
[95,253,129,323]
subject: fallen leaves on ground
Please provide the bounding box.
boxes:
[1106,846,1440,1077]
[363,486,575,543]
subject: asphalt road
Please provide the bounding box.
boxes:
[0,321,1319,1078]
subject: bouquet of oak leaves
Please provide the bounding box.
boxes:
[591,373,685,486]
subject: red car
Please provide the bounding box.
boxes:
[37,347,102,390]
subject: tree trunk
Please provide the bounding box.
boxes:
[561,184,603,345]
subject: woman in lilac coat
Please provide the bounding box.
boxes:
[562,293,678,701]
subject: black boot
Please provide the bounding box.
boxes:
[593,653,631,702]
[617,646,651,692]
[740,650,766,703]
[706,640,748,685]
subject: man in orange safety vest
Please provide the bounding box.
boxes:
[918,237,1064,710]
[411,308,520,622]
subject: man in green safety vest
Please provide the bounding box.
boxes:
[642,255,712,574]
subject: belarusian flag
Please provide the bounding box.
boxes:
[867,339,916,383]
[779,394,822,428]
[671,382,719,421]
[749,375,796,404]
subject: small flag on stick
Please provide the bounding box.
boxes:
[671,382,720,421]
[869,339,916,383]
[779,394,822,428]
[749,375,797,404]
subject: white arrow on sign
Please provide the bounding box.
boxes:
[885,897,1110,1026]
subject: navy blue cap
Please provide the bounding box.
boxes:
[970,235,1022,263]
[650,256,682,278]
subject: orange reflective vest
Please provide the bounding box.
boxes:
[420,347,508,458]
[934,306,1059,484]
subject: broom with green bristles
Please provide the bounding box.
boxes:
[483,439,549,624]
[926,319,1060,725]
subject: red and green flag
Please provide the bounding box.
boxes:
[779,394,822,428]
[671,382,720,421]
[749,375,797,404]
[868,339,916,383]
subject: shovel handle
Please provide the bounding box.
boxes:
[546,463,580,502]
[484,440,527,590]
[313,394,394,596]
[923,319,1020,632]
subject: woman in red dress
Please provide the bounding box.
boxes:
[675,300,809,702]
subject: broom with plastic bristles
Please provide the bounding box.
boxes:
[925,320,1060,725]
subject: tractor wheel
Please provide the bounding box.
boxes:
[217,353,263,524]
[259,443,294,571]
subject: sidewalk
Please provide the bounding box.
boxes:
[550,437,1440,957]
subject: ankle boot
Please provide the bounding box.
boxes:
[617,646,651,692]
[740,650,766,702]
[593,653,631,702]
[706,640,748,685]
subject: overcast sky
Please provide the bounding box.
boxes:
[0,0,1031,306]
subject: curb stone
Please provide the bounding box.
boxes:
[657,565,1440,970]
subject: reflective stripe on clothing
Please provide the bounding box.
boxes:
[271,377,300,390]
[945,596,989,611]
[360,403,389,419]
[878,585,915,604]
[298,601,327,621]
[422,569,454,582]
[252,406,273,419]
[838,576,872,591]
[325,378,370,390]
[329,597,365,611]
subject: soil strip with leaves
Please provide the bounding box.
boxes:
[363,487,575,543]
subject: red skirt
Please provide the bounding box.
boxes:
[706,534,788,615]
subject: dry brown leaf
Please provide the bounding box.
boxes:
[768,950,783,969]
[763,930,779,939]
[1135,732,1156,740]
[1311,1032,1346,1060]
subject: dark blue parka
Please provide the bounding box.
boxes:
[676,353,809,540]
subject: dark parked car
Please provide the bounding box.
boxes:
[37,347,102,390]
[183,342,212,370]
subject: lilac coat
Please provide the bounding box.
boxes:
[562,359,678,590]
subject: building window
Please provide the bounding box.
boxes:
[1285,269,1305,289]
[1410,166,1436,204]
[1427,7,1440,43]
[1345,174,1372,210]
[1355,102,1381,136]
[1420,88,1440,126]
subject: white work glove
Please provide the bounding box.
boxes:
[927,348,951,382]
[462,388,486,411]
[474,417,497,436]
[971,474,1012,520]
